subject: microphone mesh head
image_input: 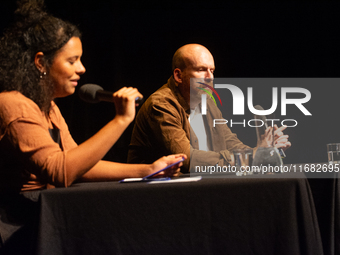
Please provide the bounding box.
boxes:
[254,105,265,112]
[78,84,103,103]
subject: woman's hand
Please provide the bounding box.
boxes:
[149,154,187,177]
[113,87,143,124]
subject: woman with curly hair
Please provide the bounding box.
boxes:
[0,1,185,252]
[0,0,185,193]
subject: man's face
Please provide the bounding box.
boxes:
[179,47,215,106]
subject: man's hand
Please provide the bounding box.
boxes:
[273,125,291,151]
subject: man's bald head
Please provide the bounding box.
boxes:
[171,44,215,107]
[172,44,212,73]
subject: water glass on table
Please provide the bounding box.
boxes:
[327,143,340,164]
[233,149,253,176]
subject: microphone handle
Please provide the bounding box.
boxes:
[96,90,115,103]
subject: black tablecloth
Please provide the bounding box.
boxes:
[307,171,340,255]
[35,172,323,255]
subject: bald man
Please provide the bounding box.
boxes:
[127,44,290,172]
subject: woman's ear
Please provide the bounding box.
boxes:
[34,52,46,72]
[173,68,183,84]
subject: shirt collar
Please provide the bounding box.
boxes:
[167,76,190,114]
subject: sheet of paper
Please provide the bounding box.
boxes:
[147,176,202,184]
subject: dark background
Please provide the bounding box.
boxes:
[0,0,339,164]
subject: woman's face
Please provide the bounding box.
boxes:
[49,37,86,98]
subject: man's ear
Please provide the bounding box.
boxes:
[173,68,183,84]
[34,52,46,73]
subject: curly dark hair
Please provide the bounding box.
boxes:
[0,0,81,113]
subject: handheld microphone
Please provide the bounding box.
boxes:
[78,84,144,105]
[254,105,286,159]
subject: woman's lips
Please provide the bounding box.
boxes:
[71,80,78,86]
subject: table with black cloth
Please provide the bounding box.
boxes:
[306,170,340,255]
[35,172,323,255]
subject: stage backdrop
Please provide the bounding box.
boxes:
[1,0,339,164]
